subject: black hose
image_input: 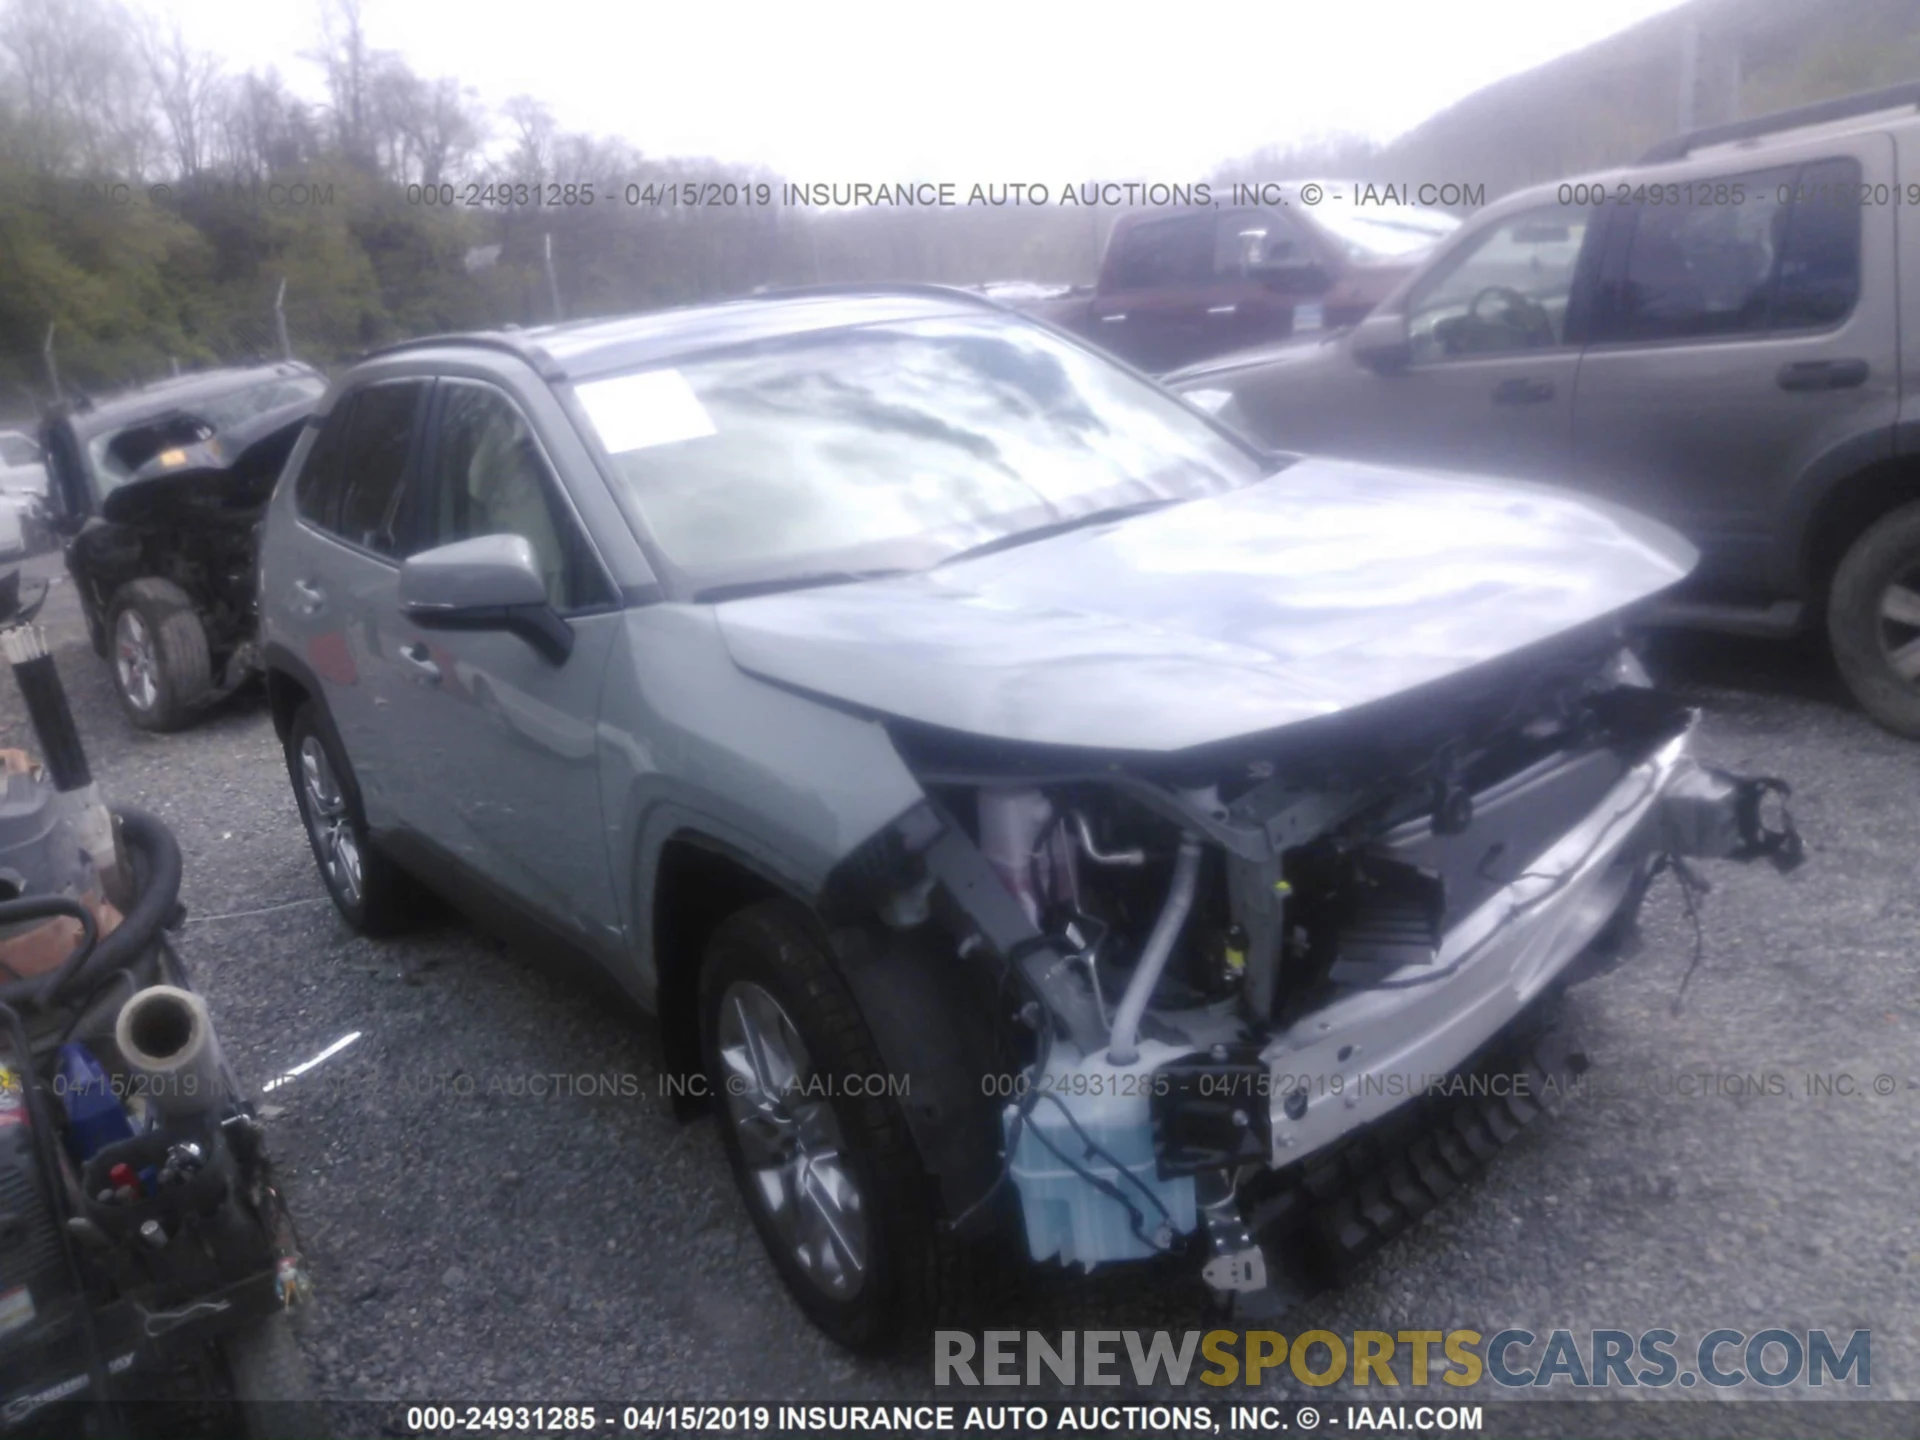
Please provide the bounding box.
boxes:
[0,807,181,1013]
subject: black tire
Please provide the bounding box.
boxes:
[106,578,211,731]
[83,602,107,658]
[1829,501,1920,739]
[284,701,420,935]
[700,900,956,1353]
[223,1310,314,1439]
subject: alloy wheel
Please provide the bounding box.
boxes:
[716,979,869,1300]
[114,609,159,713]
[298,735,363,906]
[1877,570,1920,687]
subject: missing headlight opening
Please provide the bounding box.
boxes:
[850,646,1799,1314]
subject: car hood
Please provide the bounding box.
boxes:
[1166,329,1353,388]
[100,404,313,527]
[713,457,1696,753]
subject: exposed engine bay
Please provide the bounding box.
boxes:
[67,414,304,683]
[830,631,1800,1310]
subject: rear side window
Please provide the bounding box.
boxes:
[0,435,37,467]
[1594,159,1861,343]
[294,406,348,526]
[296,381,425,556]
[1771,158,1863,329]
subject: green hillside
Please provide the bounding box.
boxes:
[1383,0,1920,197]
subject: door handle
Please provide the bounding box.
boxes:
[1206,304,1238,316]
[1098,312,1128,323]
[1492,377,1556,405]
[291,579,326,617]
[1777,359,1869,392]
[398,641,441,684]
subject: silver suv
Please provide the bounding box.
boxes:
[1171,84,1920,737]
[258,288,1791,1349]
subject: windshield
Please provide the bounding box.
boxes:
[574,313,1266,595]
[84,374,325,497]
[1310,200,1461,261]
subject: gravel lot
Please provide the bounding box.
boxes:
[2,550,1914,1424]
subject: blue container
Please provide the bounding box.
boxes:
[1004,1092,1197,1268]
[55,1043,134,1163]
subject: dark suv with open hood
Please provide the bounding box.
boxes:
[256,287,1794,1350]
[40,363,326,730]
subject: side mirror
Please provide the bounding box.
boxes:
[400,533,573,664]
[1350,310,1412,373]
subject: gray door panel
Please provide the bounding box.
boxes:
[400,614,623,945]
[397,376,625,946]
[1571,139,1900,594]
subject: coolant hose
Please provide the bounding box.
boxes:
[1105,833,1203,1067]
[0,807,182,1011]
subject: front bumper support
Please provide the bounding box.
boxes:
[1002,721,1799,1274]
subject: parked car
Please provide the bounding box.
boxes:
[1002,185,1458,375]
[258,287,1792,1350]
[1170,83,1920,738]
[39,363,326,730]
[0,428,48,555]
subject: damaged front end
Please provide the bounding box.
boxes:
[830,638,1798,1308]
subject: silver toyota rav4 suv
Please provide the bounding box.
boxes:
[257,287,1793,1350]
[1171,83,1920,738]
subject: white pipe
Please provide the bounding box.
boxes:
[115,985,224,1120]
[1106,833,1204,1065]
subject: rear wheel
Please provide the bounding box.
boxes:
[699,901,956,1353]
[108,579,211,731]
[1828,501,1920,739]
[284,702,420,935]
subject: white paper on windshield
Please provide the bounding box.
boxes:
[575,369,717,453]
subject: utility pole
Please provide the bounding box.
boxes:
[1678,12,1701,132]
[543,233,564,322]
[274,278,293,361]
[41,324,60,403]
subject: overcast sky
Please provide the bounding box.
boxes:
[130,0,1688,179]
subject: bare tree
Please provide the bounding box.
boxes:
[311,0,377,168]
[500,94,555,185]
[370,64,483,186]
[143,18,222,177]
[0,0,154,174]
[407,75,485,187]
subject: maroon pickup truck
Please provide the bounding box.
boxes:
[995,185,1459,375]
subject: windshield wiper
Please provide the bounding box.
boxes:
[690,568,914,604]
[935,499,1180,569]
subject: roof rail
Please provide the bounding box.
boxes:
[1639,81,1920,164]
[729,281,1013,311]
[357,331,564,379]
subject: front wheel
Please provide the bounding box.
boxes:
[1828,501,1920,739]
[108,578,211,731]
[699,901,956,1353]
